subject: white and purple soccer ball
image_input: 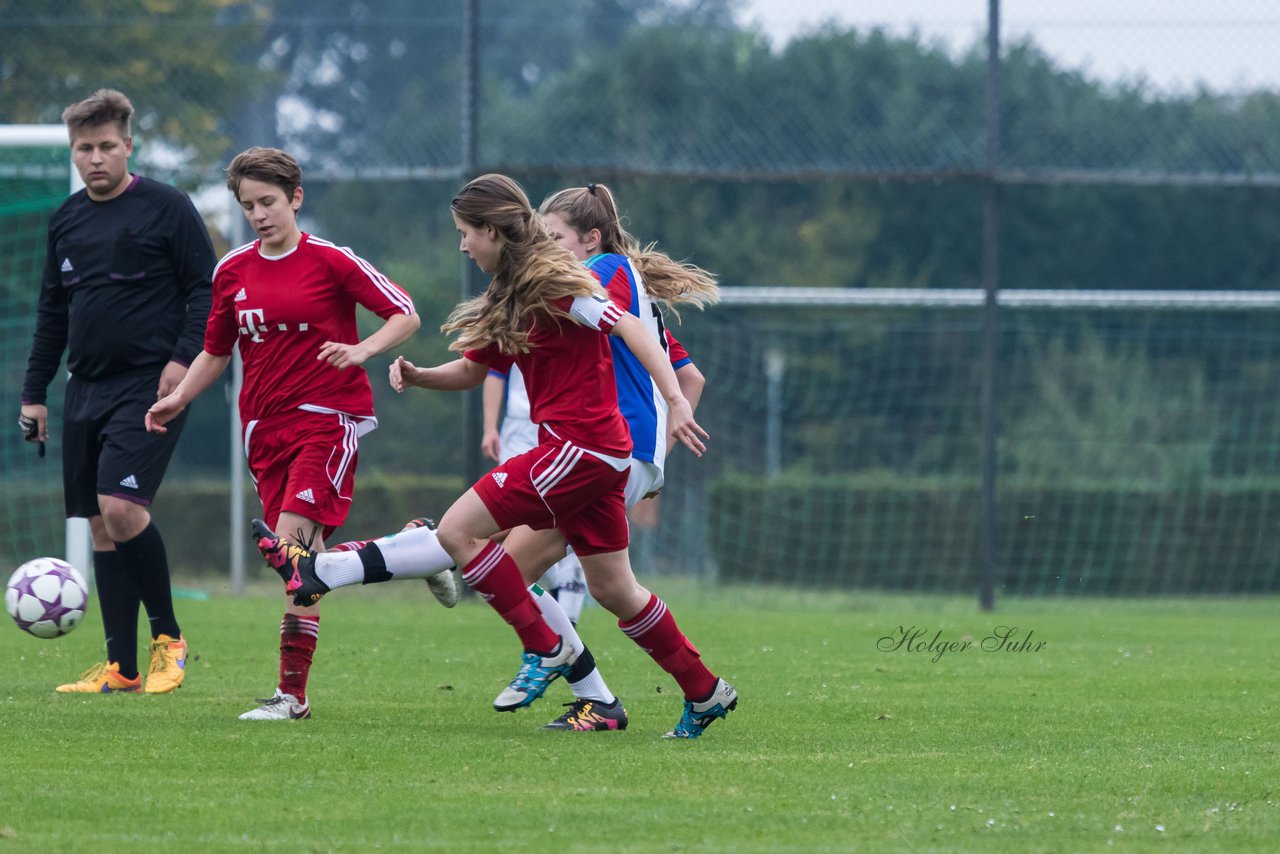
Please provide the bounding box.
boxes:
[5,558,88,639]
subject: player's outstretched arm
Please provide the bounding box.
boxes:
[611,313,708,457]
[146,350,230,433]
[157,360,190,398]
[390,355,487,393]
[668,363,707,454]
[480,373,505,462]
[318,312,421,370]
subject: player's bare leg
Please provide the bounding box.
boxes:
[582,549,737,739]
[241,512,323,721]
[501,526,624,729]
[434,491,576,710]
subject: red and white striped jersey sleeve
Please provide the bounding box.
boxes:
[568,292,625,333]
[309,235,416,320]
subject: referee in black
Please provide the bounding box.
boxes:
[19,89,215,694]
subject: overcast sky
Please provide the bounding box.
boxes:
[737,0,1280,93]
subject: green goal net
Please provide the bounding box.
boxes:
[655,289,1280,598]
[1,127,73,569]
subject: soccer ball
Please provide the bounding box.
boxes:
[6,557,88,639]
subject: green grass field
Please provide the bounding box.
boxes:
[1,580,1278,852]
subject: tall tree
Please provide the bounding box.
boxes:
[0,0,265,176]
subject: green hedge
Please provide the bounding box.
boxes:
[706,474,1280,595]
[18,468,1280,594]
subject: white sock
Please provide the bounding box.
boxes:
[315,526,454,589]
[551,552,587,624]
[531,584,614,704]
[315,551,365,589]
[533,584,582,655]
[569,667,615,706]
[375,526,455,579]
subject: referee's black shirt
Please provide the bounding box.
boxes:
[22,175,216,405]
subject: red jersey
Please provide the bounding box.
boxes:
[207,233,415,422]
[665,330,688,364]
[465,293,631,459]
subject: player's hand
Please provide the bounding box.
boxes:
[157,360,189,398]
[481,428,501,463]
[145,394,186,434]
[666,396,708,457]
[18,404,47,458]
[319,340,370,370]
[389,355,418,393]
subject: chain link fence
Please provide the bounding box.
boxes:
[6,1,1280,595]
[8,2,1280,181]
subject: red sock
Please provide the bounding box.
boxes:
[619,594,717,699]
[279,613,319,702]
[462,541,560,652]
[329,540,367,553]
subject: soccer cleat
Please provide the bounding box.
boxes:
[252,518,328,606]
[238,688,311,721]
[144,634,188,694]
[55,661,141,694]
[492,639,578,712]
[426,567,460,608]
[402,517,461,608]
[543,697,629,731]
[663,677,738,739]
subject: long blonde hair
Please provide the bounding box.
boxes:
[539,182,720,317]
[444,174,605,354]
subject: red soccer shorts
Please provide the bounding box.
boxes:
[474,439,630,556]
[244,408,366,538]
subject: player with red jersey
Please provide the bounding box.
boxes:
[145,147,452,721]
[255,173,737,738]
[474,182,719,732]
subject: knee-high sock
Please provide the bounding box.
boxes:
[532,584,614,703]
[278,613,319,702]
[543,550,587,625]
[619,593,717,700]
[317,526,454,589]
[463,542,559,653]
[113,522,180,639]
[93,549,141,678]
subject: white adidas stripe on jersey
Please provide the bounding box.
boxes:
[307,236,416,315]
[213,240,259,278]
[215,236,414,317]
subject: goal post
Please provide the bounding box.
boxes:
[0,125,245,593]
[0,125,91,575]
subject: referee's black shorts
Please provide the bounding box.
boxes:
[62,368,189,518]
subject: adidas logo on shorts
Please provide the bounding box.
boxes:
[119,474,139,489]
[491,472,507,488]
[295,488,316,504]
[61,258,74,272]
